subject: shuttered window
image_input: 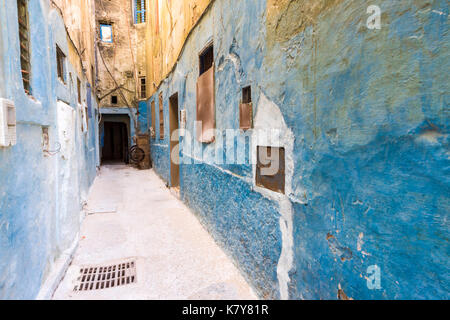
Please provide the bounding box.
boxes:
[17,0,31,94]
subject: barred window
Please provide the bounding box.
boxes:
[17,0,31,94]
[134,0,146,24]
[140,77,146,99]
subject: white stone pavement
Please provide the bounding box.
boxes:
[53,164,257,300]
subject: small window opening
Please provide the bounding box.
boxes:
[240,86,253,130]
[100,24,113,43]
[134,0,146,24]
[140,77,146,99]
[111,95,118,104]
[17,0,31,94]
[91,65,95,87]
[242,86,252,104]
[159,92,164,140]
[199,45,214,76]
[256,146,285,194]
[56,45,66,83]
[150,100,156,138]
[85,105,89,131]
[77,78,81,104]
[42,127,49,153]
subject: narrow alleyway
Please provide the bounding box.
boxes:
[53,165,257,300]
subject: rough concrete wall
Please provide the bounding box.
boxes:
[95,0,145,122]
[0,1,99,299]
[148,0,449,299]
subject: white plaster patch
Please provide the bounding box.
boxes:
[415,130,445,145]
[56,101,79,249]
[216,52,243,85]
[431,10,447,16]
[357,232,364,252]
[277,197,294,300]
[252,93,295,300]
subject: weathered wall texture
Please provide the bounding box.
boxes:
[52,0,97,86]
[95,0,146,123]
[0,1,99,299]
[145,0,212,96]
[148,0,449,299]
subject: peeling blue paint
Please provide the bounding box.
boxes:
[148,0,449,299]
[138,100,148,133]
[0,2,99,299]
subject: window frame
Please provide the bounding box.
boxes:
[99,23,113,43]
[140,77,146,99]
[255,146,286,194]
[199,44,214,76]
[134,0,146,24]
[56,45,66,83]
[17,0,32,94]
[159,92,164,140]
[77,77,81,104]
[151,100,156,139]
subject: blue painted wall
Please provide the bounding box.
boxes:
[148,0,449,299]
[138,100,149,133]
[0,2,99,299]
[100,107,137,148]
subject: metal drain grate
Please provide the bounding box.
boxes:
[74,260,137,291]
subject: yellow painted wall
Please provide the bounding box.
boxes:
[145,0,212,96]
[52,0,97,86]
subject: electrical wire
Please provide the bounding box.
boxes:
[96,40,138,130]
[44,142,62,156]
[96,0,139,132]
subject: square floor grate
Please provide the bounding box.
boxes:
[73,260,137,291]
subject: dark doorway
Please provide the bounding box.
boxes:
[169,93,180,188]
[102,121,129,163]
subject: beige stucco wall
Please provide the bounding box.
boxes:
[52,0,97,87]
[145,0,212,97]
[95,0,146,110]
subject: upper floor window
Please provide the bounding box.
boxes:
[100,24,113,43]
[134,0,146,24]
[140,77,146,99]
[56,45,66,83]
[17,0,31,94]
[77,77,81,104]
[199,44,214,76]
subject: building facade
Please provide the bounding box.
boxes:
[0,0,448,300]
[0,0,99,299]
[95,0,147,164]
[145,0,449,299]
